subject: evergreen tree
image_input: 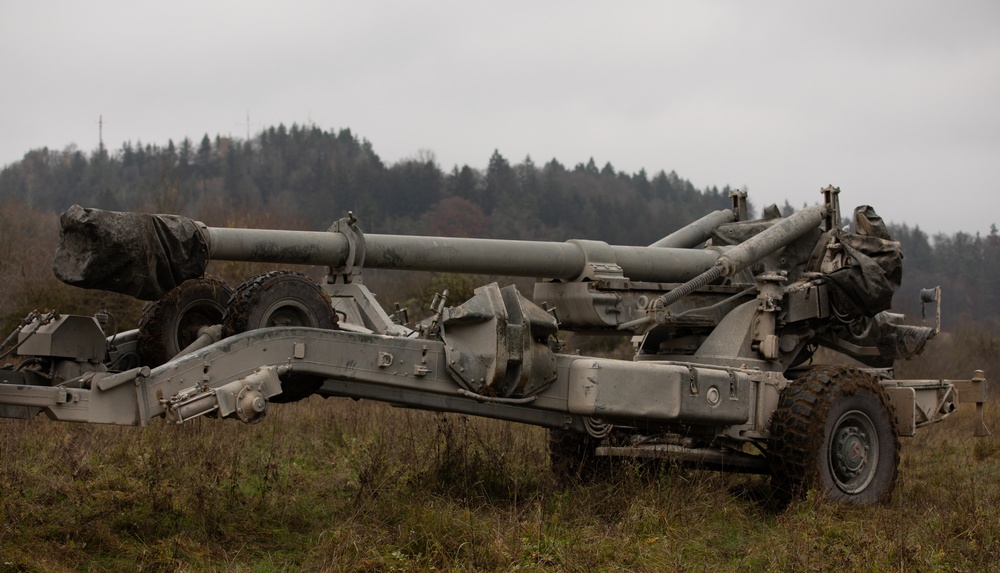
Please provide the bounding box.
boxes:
[482,150,515,216]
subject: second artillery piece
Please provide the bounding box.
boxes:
[0,186,988,504]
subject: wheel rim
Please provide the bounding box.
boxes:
[259,298,320,328]
[829,409,879,494]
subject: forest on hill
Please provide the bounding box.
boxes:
[0,123,998,331]
[0,124,733,245]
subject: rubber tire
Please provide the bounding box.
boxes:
[769,366,899,505]
[224,270,336,335]
[224,270,337,403]
[138,276,234,367]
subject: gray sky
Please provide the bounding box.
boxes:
[2,1,998,235]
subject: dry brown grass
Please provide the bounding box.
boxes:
[2,372,998,572]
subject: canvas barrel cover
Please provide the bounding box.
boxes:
[53,205,209,300]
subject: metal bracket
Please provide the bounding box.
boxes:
[729,189,748,222]
[327,211,367,284]
[821,185,841,231]
[751,272,786,360]
[566,240,625,281]
[954,370,990,437]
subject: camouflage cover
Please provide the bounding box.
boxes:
[874,312,934,360]
[824,205,903,318]
[53,205,209,300]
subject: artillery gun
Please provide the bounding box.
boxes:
[0,187,988,504]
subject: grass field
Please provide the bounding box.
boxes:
[1,382,998,572]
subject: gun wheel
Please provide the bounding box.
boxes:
[224,270,337,403]
[225,270,337,334]
[138,276,234,367]
[769,366,899,505]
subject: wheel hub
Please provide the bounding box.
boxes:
[260,299,317,328]
[829,410,879,494]
[834,427,867,476]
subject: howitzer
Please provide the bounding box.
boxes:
[0,186,989,504]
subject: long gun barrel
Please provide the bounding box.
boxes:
[648,209,736,249]
[53,202,827,302]
[206,228,721,282]
[208,208,742,270]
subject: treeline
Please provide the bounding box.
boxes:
[0,124,730,245]
[0,123,997,329]
[891,223,1000,329]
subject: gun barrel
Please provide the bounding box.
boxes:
[53,202,826,302]
[206,227,722,283]
[649,209,736,249]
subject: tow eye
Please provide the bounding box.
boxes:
[163,365,287,424]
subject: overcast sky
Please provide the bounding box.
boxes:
[2,1,997,235]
